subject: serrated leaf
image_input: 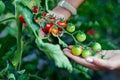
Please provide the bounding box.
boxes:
[36,39,73,73]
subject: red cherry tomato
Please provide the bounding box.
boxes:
[87,29,96,35]
[57,21,67,28]
[50,17,56,22]
[32,6,38,13]
[42,12,47,16]
[19,15,25,23]
[42,23,53,33]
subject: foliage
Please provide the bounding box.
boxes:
[0,0,119,80]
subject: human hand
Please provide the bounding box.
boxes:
[63,46,120,70]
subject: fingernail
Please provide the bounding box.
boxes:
[86,58,93,63]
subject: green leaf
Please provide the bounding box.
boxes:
[16,2,39,31]
[36,39,73,73]
[58,37,68,48]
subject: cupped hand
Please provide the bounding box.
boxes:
[63,46,120,70]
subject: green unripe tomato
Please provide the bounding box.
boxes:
[76,32,86,42]
[72,46,83,56]
[0,1,5,14]
[82,49,92,58]
[66,23,75,32]
[92,42,101,52]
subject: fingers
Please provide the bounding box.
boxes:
[63,48,99,70]
[85,56,115,70]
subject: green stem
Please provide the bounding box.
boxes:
[12,0,23,70]
[64,31,78,45]
[29,74,44,80]
[45,0,49,12]
[0,17,15,23]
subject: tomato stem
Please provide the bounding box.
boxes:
[45,0,49,12]
[12,1,23,70]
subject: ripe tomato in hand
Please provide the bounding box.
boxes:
[57,21,67,28]
[92,42,101,52]
[42,23,53,33]
[49,27,59,35]
[82,49,92,58]
[19,15,25,23]
[66,23,75,33]
[72,46,83,56]
[32,6,38,13]
[76,32,86,42]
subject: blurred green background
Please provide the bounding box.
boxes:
[0,0,120,80]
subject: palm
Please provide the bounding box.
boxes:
[63,47,120,70]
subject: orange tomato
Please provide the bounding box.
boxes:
[49,27,59,35]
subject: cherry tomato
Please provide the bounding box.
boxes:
[0,1,5,14]
[76,32,86,42]
[50,17,56,22]
[66,23,75,32]
[49,27,59,35]
[32,6,38,13]
[92,42,101,52]
[72,46,83,56]
[82,49,92,58]
[35,18,38,23]
[42,12,47,16]
[19,15,25,23]
[57,21,67,28]
[42,23,53,33]
[87,29,96,35]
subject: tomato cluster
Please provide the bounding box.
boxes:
[72,42,101,58]
[18,7,102,59]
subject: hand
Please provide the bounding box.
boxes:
[63,46,120,70]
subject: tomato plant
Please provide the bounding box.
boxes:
[0,0,119,80]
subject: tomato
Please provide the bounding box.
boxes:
[87,29,96,35]
[66,23,75,32]
[72,46,83,56]
[57,21,67,28]
[42,12,47,16]
[19,15,25,23]
[92,42,101,52]
[0,1,5,14]
[50,17,56,22]
[49,27,59,35]
[76,32,86,42]
[32,6,38,13]
[82,49,92,58]
[42,22,53,33]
